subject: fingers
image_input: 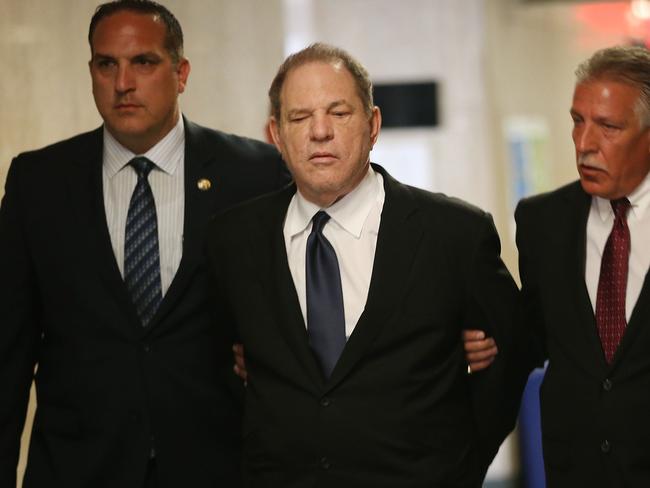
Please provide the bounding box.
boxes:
[468,357,495,373]
[232,343,248,383]
[465,341,498,360]
[462,329,485,341]
[462,329,498,374]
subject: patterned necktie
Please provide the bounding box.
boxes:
[306,211,346,378]
[124,157,163,327]
[595,198,631,363]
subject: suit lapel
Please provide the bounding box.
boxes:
[65,128,141,326]
[561,185,609,371]
[613,273,650,367]
[327,165,423,389]
[250,185,325,387]
[150,119,217,329]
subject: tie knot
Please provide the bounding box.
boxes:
[311,211,331,234]
[129,157,155,179]
[611,198,631,220]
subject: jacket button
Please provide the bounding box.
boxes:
[601,440,611,453]
[320,457,331,470]
[602,379,612,391]
[320,397,331,407]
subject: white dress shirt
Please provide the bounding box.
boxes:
[102,116,185,295]
[283,166,385,338]
[585,172,650,322]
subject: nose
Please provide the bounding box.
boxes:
[310,112,334,141]
[574,122,596,154]
[115,63,135,93]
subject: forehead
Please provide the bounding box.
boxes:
[92,11,166,53]
[572,78,641,116]
[281,61,360,108]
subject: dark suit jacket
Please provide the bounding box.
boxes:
[0,119,289,488]
[517,181,650,487]
[206,164,525,488]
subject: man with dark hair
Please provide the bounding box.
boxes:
[466,45,650,487]
[0,1,287,487]
[207,43,526,487]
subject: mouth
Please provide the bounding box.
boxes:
[578,163,608,182]
[114,102,142,111]
[309,152,337,163]
[577,154,606,172]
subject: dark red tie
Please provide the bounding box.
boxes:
[595,198,631,363]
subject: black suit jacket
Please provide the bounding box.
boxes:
[207,165,525,488]
[0,119,289,488]
[517,181,650,487]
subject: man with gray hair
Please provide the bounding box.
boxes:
[468,45,650,486]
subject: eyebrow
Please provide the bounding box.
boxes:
[92,51,161,61]
[328,100,352,110]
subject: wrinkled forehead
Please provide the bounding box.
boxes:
[281,61,360,106]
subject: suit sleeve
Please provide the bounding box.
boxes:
[0,157,41,486]
[204,216,245,405]
[463,213,529,473]
[515,201,548,364]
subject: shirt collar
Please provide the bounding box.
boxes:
[285,165,381,239]
[594,171,650,221]
[102,116,185,178]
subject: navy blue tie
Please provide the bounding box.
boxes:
[124,157,162,327]
[306,211,346,378]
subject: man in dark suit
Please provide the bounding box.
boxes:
[0,1,287,487]
[207,43,526,487]
[467,46,650,487]
[518,46,650,487]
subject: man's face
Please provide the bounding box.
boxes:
[89,11,190,154]
[269,61,381,207]
[571,78,650,199]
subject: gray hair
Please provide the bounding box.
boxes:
[268,42,374,122]
[575,45,650,128]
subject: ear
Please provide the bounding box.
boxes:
[369,106,382,149]
[176,58,191,94]
[268,116,284,154]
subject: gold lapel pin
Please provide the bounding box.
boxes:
[197,178,212,191]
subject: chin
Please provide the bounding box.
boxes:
[580,180,615,199]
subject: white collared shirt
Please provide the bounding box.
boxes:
[585,172,650,321]
[102,116,185,295]
[283,166,385,338]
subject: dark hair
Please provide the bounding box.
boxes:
[576,45,650,127]
[269,42,374,122]
[88,0,184,65]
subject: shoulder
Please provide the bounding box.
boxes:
[388,175,493,231]
[185,120,280,163]
[12,128,101,165]
[8,128,102,182]
[206,184,293,249]
[516,180,583,220]
[215,184,292,225]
